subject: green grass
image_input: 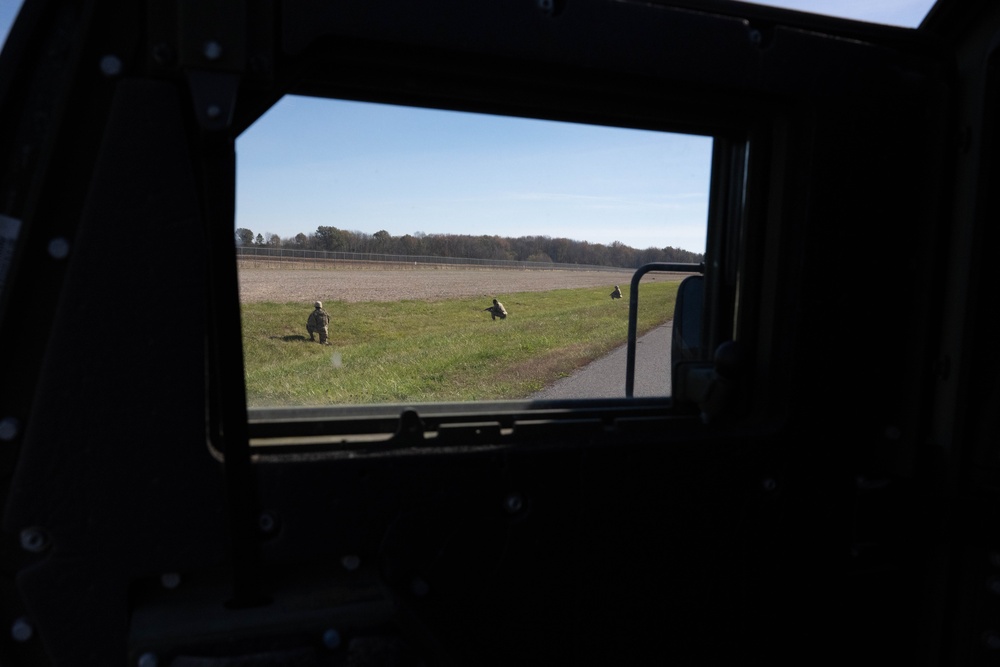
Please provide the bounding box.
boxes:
[242,282,679,406]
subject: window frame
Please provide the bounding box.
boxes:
[226,96,754,452]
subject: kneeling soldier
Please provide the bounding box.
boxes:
[307,300,332,344]
[485,298,507,321]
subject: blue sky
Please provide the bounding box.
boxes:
[2,0,938,253]
[237,98,714,252]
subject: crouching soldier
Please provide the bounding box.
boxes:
[485,298,507,321]
[307,300,332,344]
[610,285,623,299]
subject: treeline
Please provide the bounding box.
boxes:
[235,226,703,269]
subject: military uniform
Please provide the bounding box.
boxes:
[610,285,623,299]
[485,298,507,321]
[307,301,332,344]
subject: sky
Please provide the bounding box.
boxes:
[1,0,939,254]
[237,99,714,252]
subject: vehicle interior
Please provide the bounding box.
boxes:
[1,0,998,664]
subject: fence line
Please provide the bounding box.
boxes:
[235,246,629,272]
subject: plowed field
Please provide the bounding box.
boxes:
[238,265,671,304]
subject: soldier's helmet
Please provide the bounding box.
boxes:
[314,301,322,309]
[493,299,499,305]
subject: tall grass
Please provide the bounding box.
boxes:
[242,282,679,406]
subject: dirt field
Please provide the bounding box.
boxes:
[237,265,686,303]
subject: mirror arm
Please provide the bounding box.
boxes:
[625,262,703,397]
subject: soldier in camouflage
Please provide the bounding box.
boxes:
[484,298,507,321]
[610,285,623,299]
[307,300,332,344]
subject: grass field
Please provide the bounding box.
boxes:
[241,281,680,406]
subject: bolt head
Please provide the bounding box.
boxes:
[504,493,524,514]
[99,54,123,77]
[20,528,50,554]
[323,628,342,650]
[47,237,70,260]
[0,417,19,441]
[11,618,33,642]
[258,512,277,534]
[202,41,223,61]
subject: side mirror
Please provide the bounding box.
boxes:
[671,274,743,422]
[671,274,704,375]
[625,262,703,397]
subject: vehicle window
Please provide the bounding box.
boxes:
[236,96,711,408]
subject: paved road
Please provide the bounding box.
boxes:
[531,323,673,399]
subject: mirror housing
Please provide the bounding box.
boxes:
[671,275,742,423]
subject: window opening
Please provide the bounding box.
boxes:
[236,96,712,410]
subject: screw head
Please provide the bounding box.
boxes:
[19,528,50,554]
[0,417,19,441]
[99,54,123,77]
[11,617,33,642]
[47,237,70,260]
[202,41,223,61]
[258,511,277,534]
[322,628,342,650]
[504,493,524,514]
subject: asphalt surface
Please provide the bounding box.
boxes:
[531,323,673,399]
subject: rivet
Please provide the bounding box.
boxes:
[99,54,123,77]
[47,237,70,260]
[202,41,223,61]
[258,511,276,534]
[341,555,360,572]
[19,527,50,554]
[504,493,524,514]
[11,617,33,642]
[137,652,159,667]
[322,628,342,650]
[160,572,181,590]
[206,105,222,120]
[762,478,777,492]
[0,417,19,441]
[749,28,763,47]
